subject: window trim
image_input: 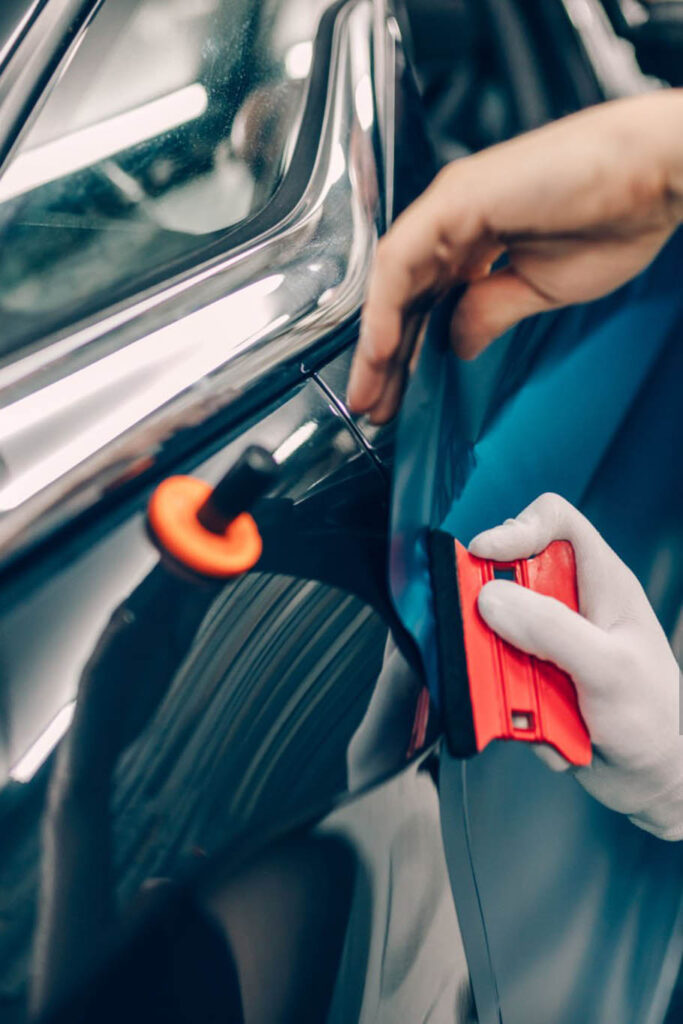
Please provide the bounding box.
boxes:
[0,0,104,175]
[0,0,347,360]
[0,0,395,574]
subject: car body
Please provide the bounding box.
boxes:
[0,2,680,1022]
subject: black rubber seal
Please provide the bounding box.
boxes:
[428,529,477,758]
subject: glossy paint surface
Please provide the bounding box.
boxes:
[0,0,384,572]
[0,1,456,1020]
[0,366,440,1022]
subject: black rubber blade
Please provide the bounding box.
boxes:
[428,529,477,758]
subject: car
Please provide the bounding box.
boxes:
[0,2,680,1022]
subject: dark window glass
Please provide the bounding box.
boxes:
[0,0,329,358]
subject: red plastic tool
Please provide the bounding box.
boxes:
[430,532,591,766]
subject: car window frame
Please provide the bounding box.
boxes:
[0,0,394,575]
[0,0,350,356]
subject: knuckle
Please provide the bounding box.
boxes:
[528,492,574,537]
[434,159,473,197]
[611,643,635,679]
[593,633,629,687]
[375,234,416,295]
[535,492,568,517]
[434,162,461,190]
[434,229,459,276]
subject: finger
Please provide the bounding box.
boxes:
[468,493,602,562]
[347,342,389,415]
[470,494,639,630]
[347,272,406,414]
[531,743,572,772]
[348,171,480,411]
[450,267,558,360]
[477,579,615,689]
[366,362,407,423]
[347,224,432,412]
[408,315,429,372]
[358,309,425,422]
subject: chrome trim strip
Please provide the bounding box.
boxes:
[0,1,45,73]
[0,0,386,568]
[374,2,398,230]
[0,0,104,174]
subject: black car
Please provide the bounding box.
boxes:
[0,2,680,1022]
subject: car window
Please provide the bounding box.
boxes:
[0,0,330,359]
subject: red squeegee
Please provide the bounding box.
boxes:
[429,531,591,766]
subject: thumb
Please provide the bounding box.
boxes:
[477,580,615,692]
[450,267,557,360]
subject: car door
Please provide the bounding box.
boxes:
[0,2,455,1022]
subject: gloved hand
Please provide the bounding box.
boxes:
[469,493,683,841]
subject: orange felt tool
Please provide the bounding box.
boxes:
[148,476,262,578]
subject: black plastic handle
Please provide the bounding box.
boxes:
[196,445,278,533]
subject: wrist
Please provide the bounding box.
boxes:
[606,90,683,226]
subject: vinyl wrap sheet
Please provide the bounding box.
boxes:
[390,232,683,1024]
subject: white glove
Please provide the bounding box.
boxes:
[469,493,683,841]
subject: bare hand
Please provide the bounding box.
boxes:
[348,91,683,422]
